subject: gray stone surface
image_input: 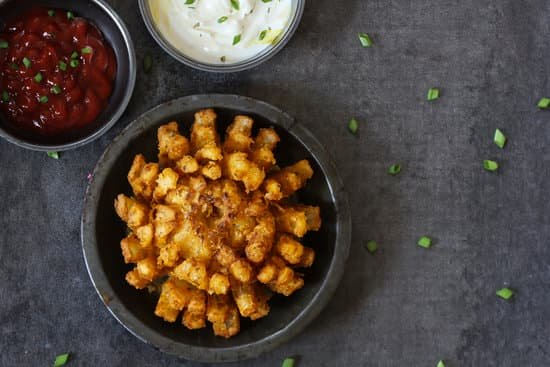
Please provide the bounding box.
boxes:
[1,0,549,366]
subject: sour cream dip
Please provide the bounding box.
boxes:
[149,0,293,64]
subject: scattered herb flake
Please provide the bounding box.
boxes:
[185,0,195,4]
[358,32,373,47]
[437,361,445,367]
[259,30,267,40]
[233,34,241,45]
[388,164,401,176]
[34,72,43,83]
[23,57,32,68]
[348,118,359,134]
[231,0,240,11]
[71,51,79,59]
[48,9,55,17]
[51,85,62,95]
[494,128,506,149]
[67,11,75,20]
[417,236,432,248]
[144,53,153,73]
[483,159,499,172]
[262,0,273,2]
[53,353,69,366]
[39,95,49,104]
[0,40,8,49]
[81,46,92,54]
[282,358,295,367]
[365,240,378,254]
[218,16,228,23]
[427,88,440,101]
[2,91,9,102]
[496,287,514,300]
[47,151,59,160]
[537,97,550,109]
[70,59,79,68]
[59,61,67,71]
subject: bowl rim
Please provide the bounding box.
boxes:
[81,94,351,363]
[0,0,137,152]
[138,0,305,73]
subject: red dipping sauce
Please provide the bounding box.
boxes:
[0,7,117,136]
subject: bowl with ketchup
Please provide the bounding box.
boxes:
[0,0,136,151]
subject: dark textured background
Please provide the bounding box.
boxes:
[1,0,549,366]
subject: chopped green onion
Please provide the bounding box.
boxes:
[233,34,241,45]
[259,30,267,41]
[218,16,228,23]
[51,85,62,95]
[427,88,440,101]
[231,0,240,10]
[262,0,273,2]
[0,40,8,49]
[67,11,75,20]
[48,10,55,17]
[10,62,18,70]
[22,57,32,68]
[494,128,506,149]
[537,97,550,109]
[39,95,49,104]
[417,236,432,248]
[496,287,514,300]
[437,361,445,367]
[144,53,153,73]
[348,118,359,134]
[185,0,195,4]
[281,358,295,367]
[59,61,67,71]
[34,72,43,83]
[2,91,9,102]
[70,59,79,68]
[53,353,69,366]
[81,46,92,54]
[71,51,79,59]
[365,240,378,254]
[358,33,373,47]
[483,160,499,172]
[388,164,401,176]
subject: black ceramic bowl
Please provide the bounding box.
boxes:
[0,0,136,151]
[81,94,351,363]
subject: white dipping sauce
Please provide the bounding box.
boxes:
[149,0,292,64]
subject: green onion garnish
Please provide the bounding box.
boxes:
[282,358,295,367]
[483,160,498,172]
[2,91,9,102]
[71,51,79,59]
[218,16,228,23]
[59,61,67,71]
[417,236,432,248]
[0,40,8,49]
[427,88,440,101]
[22,57,32,68]
[259,30,267,40]
[185,0,195,4]
[262,0,273,2]
[10,62,18,70]
[537,97,550,109]
[67,11,74,20]
[358,32,373,47]
[51,85,62,95]
[437,361,445,367]
[48,10,55,17]
[53,353,69,366]
[365,240,378,254]
[70,59,79,68]
[144,53,153,73]
[39,95,49,104]
[34,72,43,83]
[494,128,506,149]
[233,34,241,45]
[348,118,359,134]
[81,46,92,54]
[231,0,240,10]
[388,164,401,176]
[496,287,514,300]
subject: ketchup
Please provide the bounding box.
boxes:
[0,7,117,136]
